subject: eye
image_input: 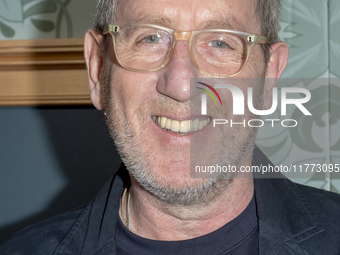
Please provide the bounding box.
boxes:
[144,35,161,44]
[209,40,229,48]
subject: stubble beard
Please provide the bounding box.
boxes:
[101,63,263,206]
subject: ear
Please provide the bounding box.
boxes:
[84,29,105,110]
[263,41,289,109]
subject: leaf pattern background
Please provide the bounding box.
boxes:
[1,0,340,193]
[0,0,94,39]
[257,0,340,193]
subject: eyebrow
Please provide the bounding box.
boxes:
[125,15,248,32]
[198,18,248,32]
[127,15,175,28]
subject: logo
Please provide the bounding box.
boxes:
[196,82,223,106]
[196,82,222,115]
[199,84,311,116]
[196,83,312,128]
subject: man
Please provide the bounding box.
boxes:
[1,0,340,254]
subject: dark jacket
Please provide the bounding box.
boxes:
[1,149,340,255]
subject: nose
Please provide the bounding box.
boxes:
[156,40,200,102]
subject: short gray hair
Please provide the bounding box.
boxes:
[255,0,282,62]
[93,0,118,34]
[93,0,281,62]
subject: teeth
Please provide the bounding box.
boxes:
[171,120,180,132]
[160,117,167,128]
[193,119,199,131]
[166,119,172,129]
[154,116,210,134]
[204,119,208,126]
[198,121,204,130]
[180,120,189,133]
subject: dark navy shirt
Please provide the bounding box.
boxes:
[116,195,259,255]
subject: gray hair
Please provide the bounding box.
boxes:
[256,0,282,62]
[93,0,281,61]
[93,0,118,34]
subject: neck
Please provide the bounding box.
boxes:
[123,160,254,241]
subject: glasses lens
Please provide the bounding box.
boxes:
[192,32,247,76]
[115,26,173,70]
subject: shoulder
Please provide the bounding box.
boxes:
[0,204,88,255]
[294,181,340,219]
[295,183,340,211]
[294,180,340,208]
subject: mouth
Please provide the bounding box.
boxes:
[152,116,211,136]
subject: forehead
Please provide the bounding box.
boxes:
[115,0,259,33]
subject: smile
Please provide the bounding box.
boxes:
[152,116,211,135]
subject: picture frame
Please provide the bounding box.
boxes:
[0,38,91,106]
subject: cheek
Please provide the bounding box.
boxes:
[112,68,153,101]
[110,68,160,113]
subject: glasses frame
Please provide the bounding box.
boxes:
[103,22,269,78]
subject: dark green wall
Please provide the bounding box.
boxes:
[0,106,121,244]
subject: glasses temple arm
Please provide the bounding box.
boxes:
[257,35,269,44]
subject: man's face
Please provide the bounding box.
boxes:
[103,0,266,205]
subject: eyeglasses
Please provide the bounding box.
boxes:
[103,23,268,78]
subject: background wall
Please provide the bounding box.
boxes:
[0,0,95,39]
[0,0,340,245]
[258,0,340,192]
[0,0,122,244]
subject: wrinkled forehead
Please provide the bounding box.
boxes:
[115,0,260,34]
